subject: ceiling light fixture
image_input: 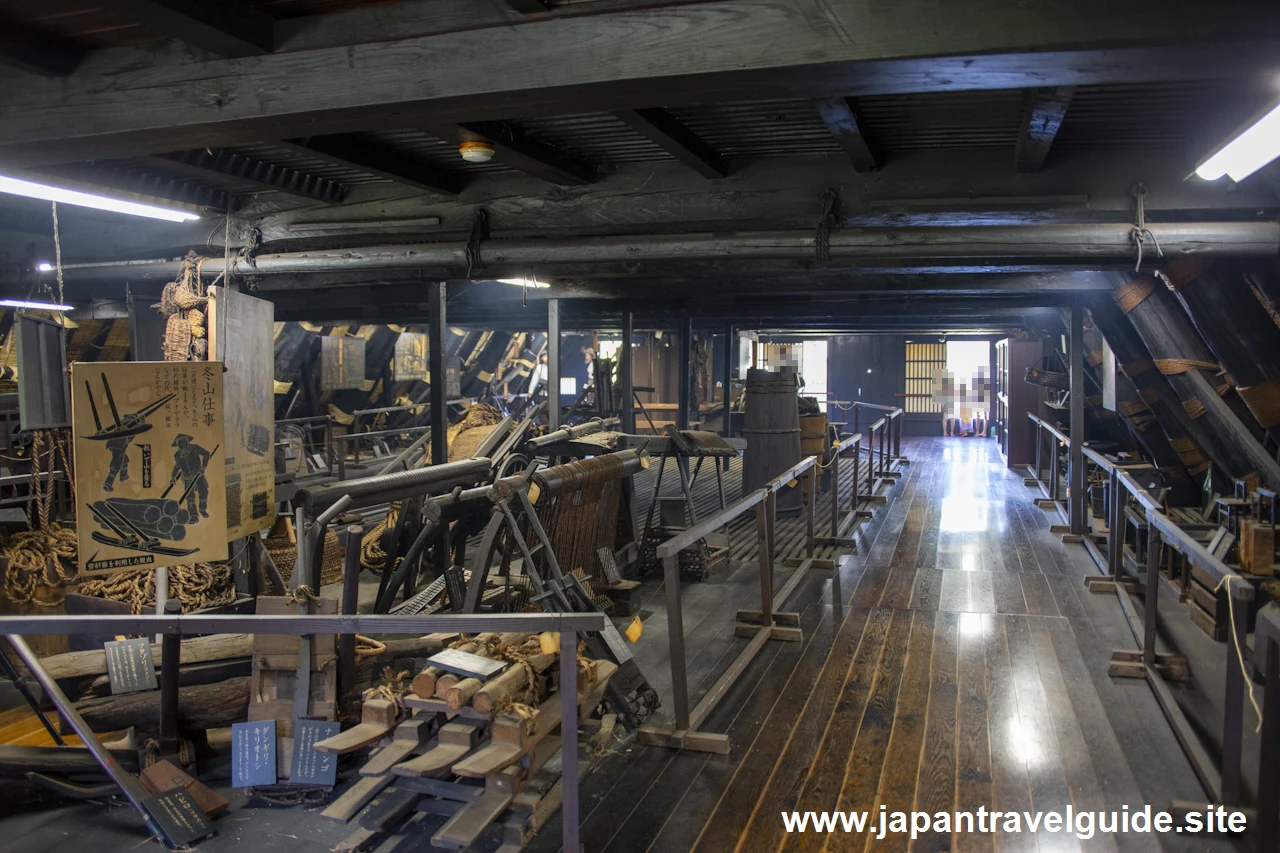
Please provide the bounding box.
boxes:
[0,175,200,222]
[1195,101,1280,183]
[459,141,496,163]
[36,262,54,272]
[0,298,72,311]
[497,278,550,289]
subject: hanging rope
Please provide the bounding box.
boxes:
[1154,358,1220,375]
[360,502,401,571]
[814,188,838,263]
[1213,574,1263,733]
[2,429,79,607]
[1114,277,1156,314]
[1129,183,1163,272]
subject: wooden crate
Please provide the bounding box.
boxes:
[249,596,339,738]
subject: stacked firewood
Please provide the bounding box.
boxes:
[316,631,618,853]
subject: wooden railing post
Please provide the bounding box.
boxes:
[662,553,689,730]
[806,462,816,559]
[756,499,773,631]
[1034,419,1043,484]
[1108,467,1122,577]
[830,437,841,536]
[1222,583,1249,806]
[1143,521,1161,668]
[1258,636,1280,851]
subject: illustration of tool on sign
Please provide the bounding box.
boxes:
[81,373,175,492]
[83,372,221,559]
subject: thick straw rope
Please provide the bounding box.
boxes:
[1115,277,1156,314]
[1122,359,1155,377]
[1236,377,1280,429]
[1155,358,1221,375]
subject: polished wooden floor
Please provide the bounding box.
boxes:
[531,436,1233,853]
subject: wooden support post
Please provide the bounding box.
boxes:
[807,467,816,560]
[756,499,773,630]
[1258,637,1280,852]
[679,317,692,431]
[158,598,182,757]
[1108,467,1122,577]
[663,553,689,731]
[1143,521,1160,669]
[559,628,579,853]
[1222,584,1248,807]
[1070,303,1086,535]
[621,310,635,435]
[547,298,561,432]
[723,321,734,440]
[428,281,448,467]
[338,525,361,704]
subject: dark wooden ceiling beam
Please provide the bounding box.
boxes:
[144,150,349,204]
[276,137,464,196]
[111,0,275,57]
[816,97,880,172]
[613,109,726,178]
[504,0,553,13]
[0,17,84,77]
[446,122,595,185]
[30,163,228,211]
[1015,87,1074,173]
[3,0,1277,166]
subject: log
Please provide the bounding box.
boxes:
[1106,276,1280,486]
[84,658,251,699]
[472,652,557,714]
[25,633,252,682]
[74,676,250,732]
[440,633,536,708]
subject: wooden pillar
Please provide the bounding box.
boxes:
[547,298,561,431]
[621,309,635,434]
[678,316,692,431]
[723,322,734,438]
[428,281,448,467]
[1069,303,1086,535]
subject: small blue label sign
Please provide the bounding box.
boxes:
[290,720,341,785]
[231,720,277,788]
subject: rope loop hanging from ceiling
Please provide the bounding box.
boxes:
[1129,183,1163,272]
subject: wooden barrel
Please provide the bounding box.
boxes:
[743,368,802,507]
[800,413,828,495]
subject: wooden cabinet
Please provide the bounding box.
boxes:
[995,338,1043,468]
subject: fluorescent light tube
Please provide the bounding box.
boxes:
[497,278,550,289]
[1196,103,1280,182]
[0,174,200,222]
[0,299,72,311]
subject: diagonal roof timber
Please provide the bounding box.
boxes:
[1015,87,1074,173]
[111,0,275,58]
[1,0,1278,166]
[0,17,84,77]
[144,149,349,203]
